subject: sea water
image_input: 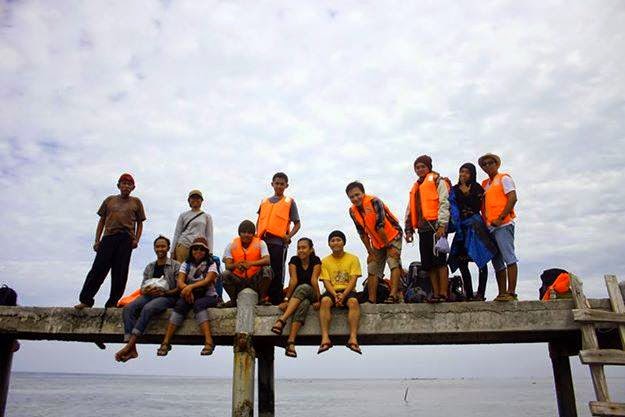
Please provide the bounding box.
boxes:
[7,372,621,417]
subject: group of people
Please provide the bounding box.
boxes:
[73,152,518,361]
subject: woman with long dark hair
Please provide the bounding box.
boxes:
[158,236,219,356]
[270,237,321,358]
[448,163,496,301]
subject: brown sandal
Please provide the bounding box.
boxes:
[157,343,171,356]
[285,342,297,358]
[200,344,214,356]
[271,319,286,335]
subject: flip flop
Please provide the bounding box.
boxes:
[271,319,286,335]
[317,342,333,354]
[157,343,171,356]
[200,344,214,356]
[285,342,297,358]
[346,342,362,355]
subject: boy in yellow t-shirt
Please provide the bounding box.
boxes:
[318,230,362,355]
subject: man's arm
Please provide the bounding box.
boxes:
[133,221,143,248]
[171,214,183,255]
[435,180,450,238]
[248,254,270,267]
[286,221,301,243]
[93,217,105,251]
[205,214,214,253]
[491,191,518,227]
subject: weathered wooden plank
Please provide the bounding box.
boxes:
[570,275,610,402]
[0,299,617,346]
[257,343,275,417]
[589,401,625,416]
[549,341,579,417]
[574,309,625,325]
[232,289,258,417]
[580,349,625,366]
[0,338,15,417]
[605,275,625,350]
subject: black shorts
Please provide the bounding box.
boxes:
[321,290,359,308]
[418,230,447,271]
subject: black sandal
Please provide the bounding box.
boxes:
[200,344,215,356]
[271,319,286,335]
[285,342,297,358]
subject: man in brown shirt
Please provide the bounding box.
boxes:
[75,173,146,309]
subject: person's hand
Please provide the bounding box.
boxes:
[335,293,344,307]
[388,246,400,259]
[278,301,288,312]
[147,287,165,297]
[405,232,414,243]
[240,260,250,270]
[282,235,292,245]
[435,226,445,239]
[312,302,320,311]
[131,239,138,249]
[491,217,503,227]
[93,241,100,252]
[181,286,194,303]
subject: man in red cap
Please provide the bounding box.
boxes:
[75,173,146,309]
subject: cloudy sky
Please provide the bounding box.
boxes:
[1,0,625,382]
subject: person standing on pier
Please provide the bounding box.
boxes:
[318,230,363,355]
[219,220,273,307]
[115,235,180,362]
[171,189,214,263]
[346,181,403,304]
[271,237,322,358]
[158,237,219,356]
[478,153,519,301]
[404,155,451,302]
[256,172,301,304]
[75,173,146,309]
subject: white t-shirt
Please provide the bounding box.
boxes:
[483,174,516,229]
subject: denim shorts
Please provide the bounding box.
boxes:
[491,224,518,272]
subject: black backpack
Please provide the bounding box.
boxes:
[539,268,568,300]
[448,275,465,301]
[403,261,432,303]
[357,277,391,304]
[0,285,17,306]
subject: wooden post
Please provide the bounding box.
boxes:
[257,343,275,417]
[232,289,258,417]
[0,338,15,417]
[549,342,578,417]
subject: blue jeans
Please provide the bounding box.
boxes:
[122,295,176,340]
[491,224,518,272]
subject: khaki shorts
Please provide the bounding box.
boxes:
[173,244,190,263]
[367,237,402,278]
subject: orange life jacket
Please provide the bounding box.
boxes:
[350,194,400,249]
[541,272,571,301]
[257,196,292,239]
[482,173,516,226]
[407,172,443,229]
[230,236,263,279]
[117,288,141,307]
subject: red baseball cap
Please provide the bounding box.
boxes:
[118,173,135,185]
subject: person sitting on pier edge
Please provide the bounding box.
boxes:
[115,235,180,362]
[256,172,301,304]
[157,236,219,356]
[346,181,403,304]
[75,173,146,310]
[271,237,322,358]
[478,153,519,301]
[219,220,273,308]
[448,163,496,301]
[404,155,451,302]
[171,189,214,263]
[318,230,363,355]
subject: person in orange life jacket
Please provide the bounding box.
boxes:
[75,173,146,310]
[346,181,403,304]
[404,155,451,302]
[478,153,518,302]
[256,172,301,305]
[219,220,273,308]
[318,230,363,355]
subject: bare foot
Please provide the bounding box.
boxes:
[74,303,90,310]
[115,346,130,362]
[122,347,139,362]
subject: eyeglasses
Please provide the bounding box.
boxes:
[480,160,496,167]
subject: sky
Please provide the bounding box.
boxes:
[1,0,625,383]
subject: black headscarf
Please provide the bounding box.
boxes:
[457,162,477,186]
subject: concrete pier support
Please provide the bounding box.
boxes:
[257,343,275,417]
[232,289,258,417]
[0,338,15,417]
[549,341,578,417]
